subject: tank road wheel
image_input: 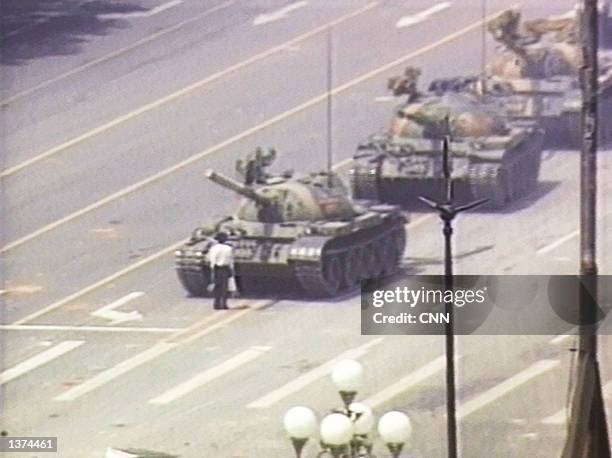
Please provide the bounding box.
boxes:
[363,241,385,279]
[176,268,210,297]
[322,256,343,296]
[381,237,400,276]
[490,167,510,208]
[513,160,529,198]
[342,248,362,288]
[393,227,407,254]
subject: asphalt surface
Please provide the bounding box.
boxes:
[1,1,612,457]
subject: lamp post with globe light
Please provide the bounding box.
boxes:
[283,359,412,457]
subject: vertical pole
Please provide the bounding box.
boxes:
[481,0,487,78]
[561,0,610,456]
[443,132,458,458]
[444,219,458,458]
[327,28,333,187]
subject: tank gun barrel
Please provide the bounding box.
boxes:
[205,169,271,206]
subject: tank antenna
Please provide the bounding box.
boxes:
[418,118,488,458]
[326,27,334,187]
[480,0,488,95]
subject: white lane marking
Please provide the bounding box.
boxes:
[364,356,447,408]
[0,2,377,177]
[549,332,574,345]
[0,324,180,333]
[396,2,452,28]
[99,0,183,19]
[170,300,271,344]
[247,339,383,408]
[53,342,176,401]
[11,7,509,325]
[407,214,435,229]
[536,229,579,255]
[12,240,185,325]
[542,409,566,425]
[0,289,7,297]
[52,300,271,401]
[457,360,560,419]
[0,1,234,107]
[0,341,84,386]
[91,292,144,324]
[149,346,271,404]
[253,1,308,26]
[542,379,612,425]
[374,95,397,102]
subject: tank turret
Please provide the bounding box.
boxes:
[351,70,545,208]
[482,8,612,145]
[176,160,407,298]
[487,9,580,79]
[205,169,272,207]
[389,91,509,139]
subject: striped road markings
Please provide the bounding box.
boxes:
[0,341,84,386]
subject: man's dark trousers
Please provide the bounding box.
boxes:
[213,265,231,309]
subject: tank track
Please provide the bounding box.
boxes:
[176,266,211,297]
[467,163,508,208]
[293,216,406,297]
[467,132,543,208]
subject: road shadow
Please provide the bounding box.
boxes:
[1,0,147,66]
[405,244,495,269]
[232,266,427,305]
[397,180,560,215]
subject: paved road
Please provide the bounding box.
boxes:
[1,0,611,457]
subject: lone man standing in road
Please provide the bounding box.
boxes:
[207,232,234,310]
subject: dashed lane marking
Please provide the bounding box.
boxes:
[364,355,448,408]
[99,0,183,19]
[53,342,176,401]
[536,229,579,255]
[253,1,308,26]
[457,359,560,419]
[395,2,453,28]
[246,338,383,409]
[149,346,271,404]
[549,332,575,345]
[0,341,84,386]
[51,300,271,401]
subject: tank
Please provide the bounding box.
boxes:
[487,9,581,80]
[484,8,612,145]
[175,166,407,298]
[351,89,545,209]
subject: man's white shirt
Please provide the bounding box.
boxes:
[207,242,234,268]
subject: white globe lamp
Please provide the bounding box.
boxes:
[283,406,317,457]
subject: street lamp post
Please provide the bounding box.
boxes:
[283,359,412,457]
[418,128,487,458]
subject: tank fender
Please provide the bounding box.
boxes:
[288,236,331,262]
